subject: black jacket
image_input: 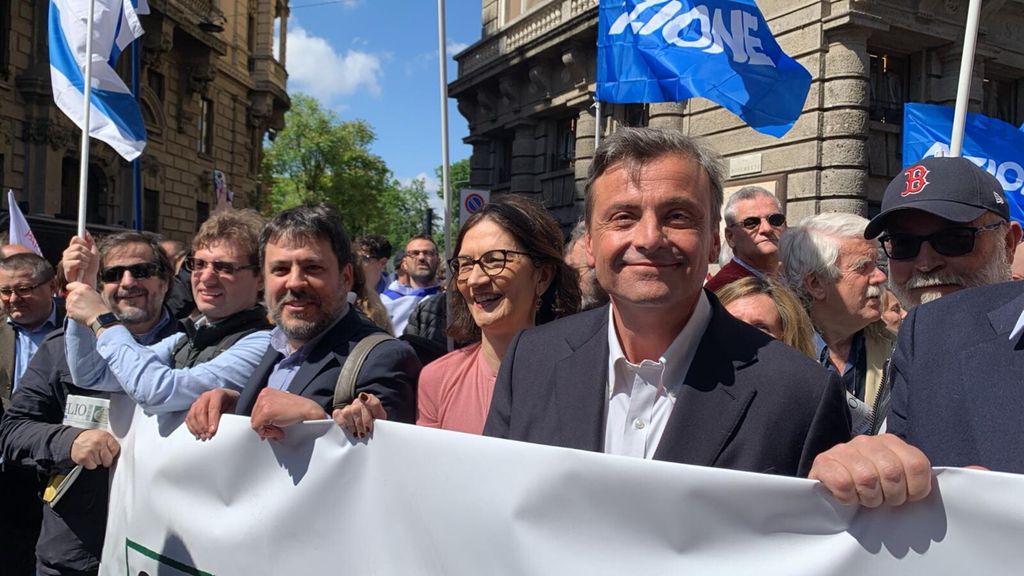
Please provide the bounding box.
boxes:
[0,317,181,576]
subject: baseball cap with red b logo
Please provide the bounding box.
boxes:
[865,156,1009,239]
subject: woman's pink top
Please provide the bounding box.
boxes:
[416,343,497,434]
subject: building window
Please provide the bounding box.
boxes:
[495,136,514,184]
[983,77,1018,126]
[0,1,10,79]
[869,51,909,124]
[503,0,542,24]
[198,97,214,155]
[148,69,165,100]
[550,117,576,171]
[143,188,160,232]
[621,104,649,128]
[195,201,209,231]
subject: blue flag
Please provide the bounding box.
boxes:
[49,0,149,161]
[597,0,811,138]
[903,102,1024,225]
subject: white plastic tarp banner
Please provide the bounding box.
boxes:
[101,396,1024,575]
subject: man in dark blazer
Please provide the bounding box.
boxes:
[187,204,420,441]
[484,127,851,478]
[809,280,1024,508]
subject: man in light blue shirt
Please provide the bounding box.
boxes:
[0,253,60,405]
[62,210,272,413]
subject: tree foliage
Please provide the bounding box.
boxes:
[260,93,431,248]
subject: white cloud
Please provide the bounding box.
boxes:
[283,22,383,102]
[399,173,446,215]
[447,40,469,55]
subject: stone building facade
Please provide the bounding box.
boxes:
[0,0,289,259]
[450,0,1024,230]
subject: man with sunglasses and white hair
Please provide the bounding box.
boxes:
[806,158,1024,506]
[60,210,271,414]
[705,186,786,292]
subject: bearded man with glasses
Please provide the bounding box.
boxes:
[803,159,1024,505]
[706,186,787,292]
[60,210,271,414]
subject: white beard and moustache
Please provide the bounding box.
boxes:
[891,246,1010,307]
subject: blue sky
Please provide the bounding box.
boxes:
[284,0,481,208]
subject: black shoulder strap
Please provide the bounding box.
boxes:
[332,333,395,410]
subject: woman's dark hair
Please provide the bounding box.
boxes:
[447,194,581,343]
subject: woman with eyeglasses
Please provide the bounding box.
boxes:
[416,195,582,434]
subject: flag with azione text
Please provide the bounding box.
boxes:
[49,0,150,161]
[597,0,811,137]
[903,102,1024,225]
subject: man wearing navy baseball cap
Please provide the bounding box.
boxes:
[864,156,1021,308]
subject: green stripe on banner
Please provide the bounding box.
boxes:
[125,538,214,576]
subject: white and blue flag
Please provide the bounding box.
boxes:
[903,102,1024,225]
[597,0,811,137]
[49,0,149,161]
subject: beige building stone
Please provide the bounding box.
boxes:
[450,0,1024,231]
[0,0,289,261]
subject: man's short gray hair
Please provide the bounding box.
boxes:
[779,212,871,304]
[583,127,724,229]
[0,253,54,284]
[723,186,782,226]
[564,218,587,259]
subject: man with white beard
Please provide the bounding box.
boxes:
[864,156,1021,308]
[780,213,894,432]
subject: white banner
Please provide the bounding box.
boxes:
[101,397,1024,575]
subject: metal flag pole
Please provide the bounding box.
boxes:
[594,99,602,150]
[437,0,452,261]
[76,0,98,238]
[949,0,982,158]
[131,36,142,230]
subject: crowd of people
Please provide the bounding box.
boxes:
[0,127,1020,574]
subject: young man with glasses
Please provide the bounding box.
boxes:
[706,186,787,292]
[0,232,181,576]
[60,210,271,414]
[864,156,1022,309]
[381,235,443,334]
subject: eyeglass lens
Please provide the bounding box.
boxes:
[100,263,159,283]
[740,213,785,230]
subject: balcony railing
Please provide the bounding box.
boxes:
[457,0,597,77]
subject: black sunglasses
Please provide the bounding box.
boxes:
[99,262,162,284]
[184,257,258,276]
[733,213,785,230]
[879,222,1005,260]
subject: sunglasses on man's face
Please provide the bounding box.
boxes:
[99,262,162,284]
[733,213,785,230]
[878,222,1005,260]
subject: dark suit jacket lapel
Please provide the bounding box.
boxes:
[286,309,362,398]
[957,291,1024,433]
[237,347,282,414]
[554,307,610,452]
[653,299,757,466]
[0,322,14,403]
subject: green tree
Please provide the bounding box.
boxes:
[434,158,471,251]
[260,93,433,248]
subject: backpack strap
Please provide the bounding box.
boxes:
[332,333,396,411]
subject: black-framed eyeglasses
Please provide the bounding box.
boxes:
[732,213,786,230]
[448,249,532,281]
[184,257,258,276]
[405,249,438,259]
[99,262,162,284]
[0,277,51,299]
[878,222,1005,261]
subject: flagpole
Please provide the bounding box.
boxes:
[437,0,451,261]
[594,100,602,150]
[949,0,982,158]
[131,37,142,231]
[76,0,98,238]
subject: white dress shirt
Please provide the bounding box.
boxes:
[604,292,713,459]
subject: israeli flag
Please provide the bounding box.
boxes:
[597,0,812,137]
[49,0,149,161]
[903,102,1024,225]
